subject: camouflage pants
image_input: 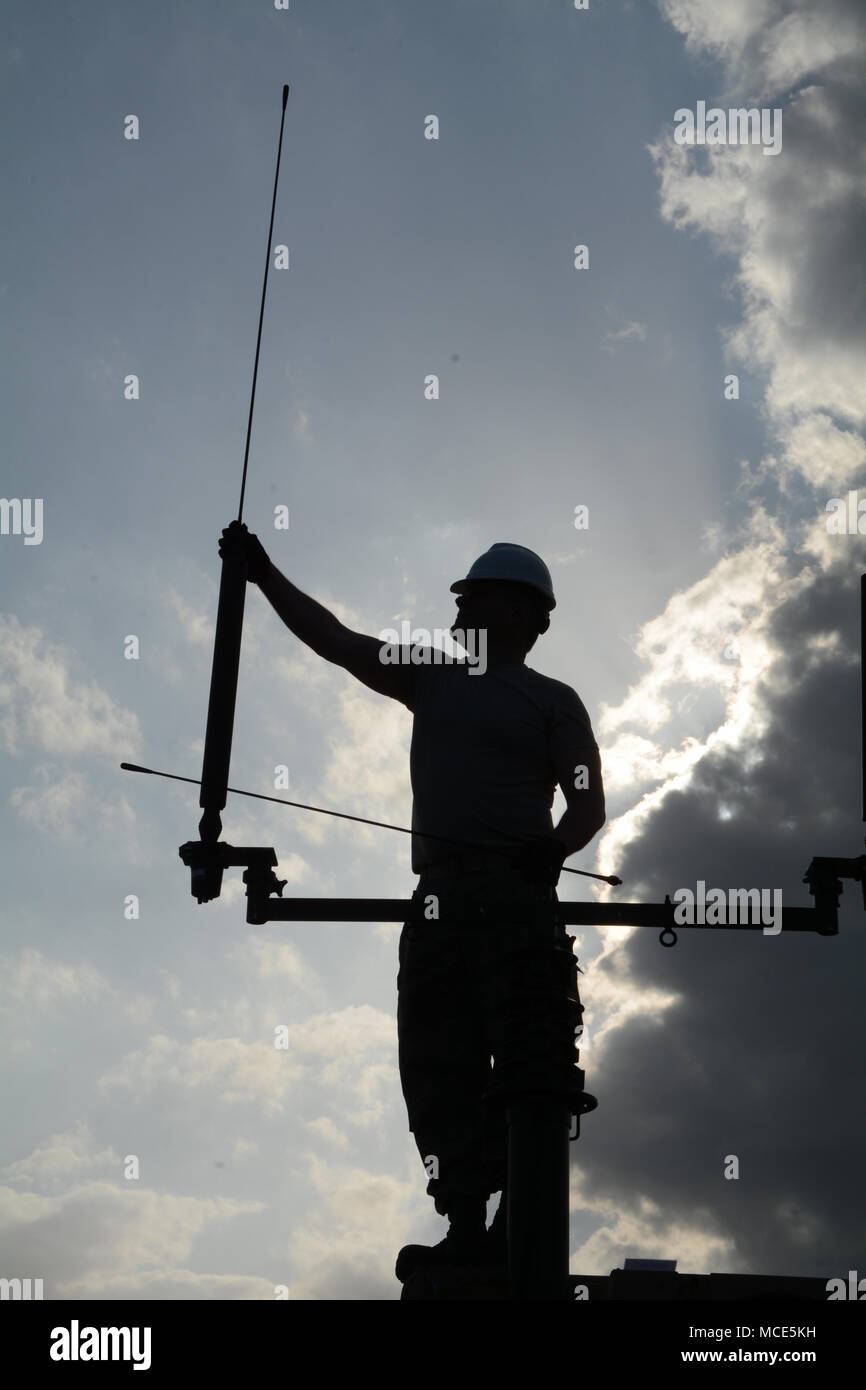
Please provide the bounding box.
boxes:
[397,866,583,1217]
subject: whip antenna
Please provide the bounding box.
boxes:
[197,84,290,847]
[238,82,290,522]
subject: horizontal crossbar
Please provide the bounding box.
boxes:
[246,896,835,934]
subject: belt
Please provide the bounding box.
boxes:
[418,849,518,877]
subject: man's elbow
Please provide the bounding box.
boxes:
[558,799,605,855]
[584,808,605,845]
[582,788,605,832]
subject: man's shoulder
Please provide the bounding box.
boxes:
[521,664,582,704]
[523,666,597,736]
[400,648,465,708]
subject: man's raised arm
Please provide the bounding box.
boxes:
[219,522,413,706]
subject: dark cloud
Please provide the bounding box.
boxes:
[580,562,865,1274]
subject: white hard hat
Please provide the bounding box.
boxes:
[450,542,556,609]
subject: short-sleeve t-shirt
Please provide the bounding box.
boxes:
[398,657,599,874]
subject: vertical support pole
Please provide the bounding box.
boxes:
[507,1097,571,1300]
[485,910,589,1301]
[198,539,248,844]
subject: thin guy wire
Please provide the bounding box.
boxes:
[119,762,621,885]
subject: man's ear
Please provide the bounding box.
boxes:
[518,597,549,638]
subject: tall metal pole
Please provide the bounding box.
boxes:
[483,896,595,1300]
[196,86,290,853]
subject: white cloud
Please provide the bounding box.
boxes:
[95,1033,303,1115]
[599,524,783,746]
[0,1122,267,1298]
[577,946,681,1070]
[591,516,844,885]
[0,948,111,1009]
[92,1004,396,1128]
[0,1121,116,1193]
[570,1169,737,1276]
[304,1116,350,1150]
[762,7,866,89]
[571,0,866,1283]
[0,947,155,1030]
[0,1179,263,1297]
[597,7,866,870]
[321,685,413,834]
[659,0,778,62]
[649,2,866,496]
[295,1004,395,1061]
[286,1151,420,1299]
[64,1268,277,1300]
[766,411,866,493]
[165,590,213,648]
[0,614,143,758]
[242,937,318,988]
[603,321,648,352]
[8,762,136,843]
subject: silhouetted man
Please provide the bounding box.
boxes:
[219,525,606,1280]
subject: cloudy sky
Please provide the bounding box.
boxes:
[2,0,864,1299]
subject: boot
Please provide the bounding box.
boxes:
[395,1194,489,1283]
